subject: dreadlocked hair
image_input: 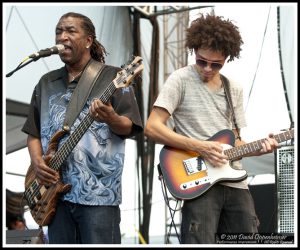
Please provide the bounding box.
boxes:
[60,12,108,63]
[186,13,243,62]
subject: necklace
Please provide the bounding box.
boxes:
[69,70,83,82]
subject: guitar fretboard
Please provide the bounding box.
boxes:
[224,129,294,161]
[49,82,117,170]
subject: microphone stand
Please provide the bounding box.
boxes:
[6,56,40,78]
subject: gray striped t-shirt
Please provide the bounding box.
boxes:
[154,65,248,189]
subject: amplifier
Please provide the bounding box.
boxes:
[275,145,295,233]
[6,229,44,244]
[249,182,276,233]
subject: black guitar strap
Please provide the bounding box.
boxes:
[63,59,105,132]
[221,74,242,140]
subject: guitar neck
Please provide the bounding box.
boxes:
[224,129,294,161]
[49,82,117,170]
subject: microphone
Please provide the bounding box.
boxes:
[29,44,65,60]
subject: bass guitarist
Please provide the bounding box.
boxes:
[22,12,143,244]
[145,14,278,244]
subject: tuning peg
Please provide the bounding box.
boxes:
[136,57,143,63]
[120,64,125,68]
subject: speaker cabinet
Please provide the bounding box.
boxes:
[275,145,294,233]
[6,229,44,244]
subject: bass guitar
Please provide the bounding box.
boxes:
[24,56,143,226]
[159,128,294,200]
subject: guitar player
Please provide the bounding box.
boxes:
[145,14,278,244]
[22,12,143,244]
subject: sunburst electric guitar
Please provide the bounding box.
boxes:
[24,56,143,226]
[159,128,294,200]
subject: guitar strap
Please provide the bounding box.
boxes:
[220,74,242,140]
[63,59,105,132]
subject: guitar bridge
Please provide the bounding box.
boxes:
[183,157,207,175]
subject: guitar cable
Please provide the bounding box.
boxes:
[158,164,182,244]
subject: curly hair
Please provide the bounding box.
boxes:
[186,13,243,62]
[60,12,108,63]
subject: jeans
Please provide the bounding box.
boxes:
[48,200,121,244]
[180,184,259,244]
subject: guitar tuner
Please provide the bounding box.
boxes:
[123,80,127,83]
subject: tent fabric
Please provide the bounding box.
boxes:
[6,99,29,154]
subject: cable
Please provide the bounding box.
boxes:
[158,164,182,244]
[276,6,294,128]
[245,6,271,112]
[6,6,14,31]
[14,7,50,71]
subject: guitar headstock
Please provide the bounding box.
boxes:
[113,56,143,89]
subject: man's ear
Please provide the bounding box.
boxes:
[86,35,93,49]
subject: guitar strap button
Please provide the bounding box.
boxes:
[63,125,70,132]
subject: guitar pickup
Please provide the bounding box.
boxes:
[183,157,207,175]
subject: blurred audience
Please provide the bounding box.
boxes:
[6,189,28,230]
